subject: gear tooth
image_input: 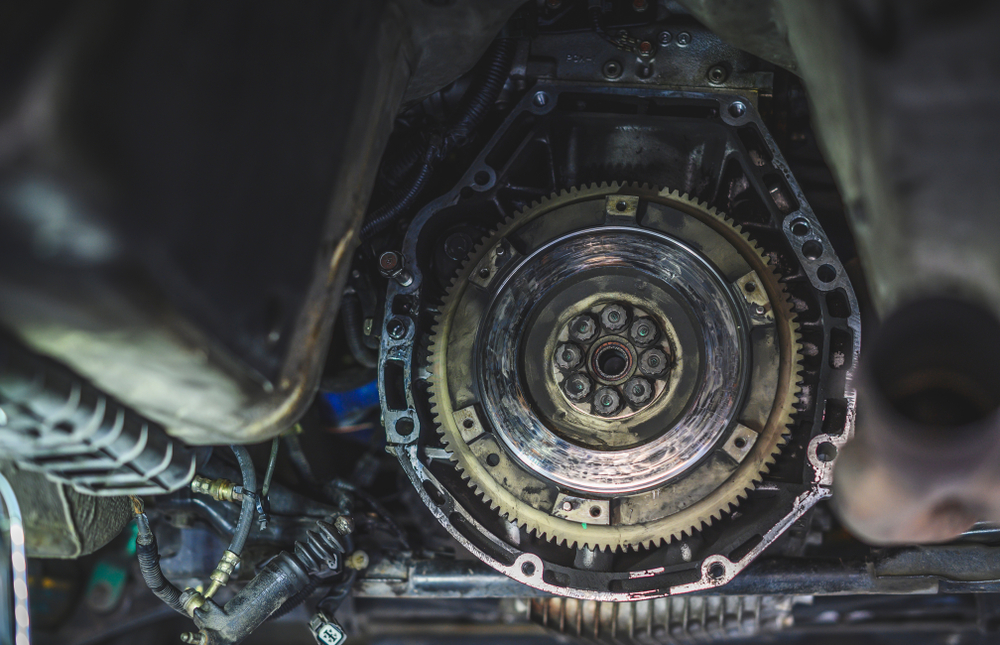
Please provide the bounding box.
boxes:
[429,183,804,554]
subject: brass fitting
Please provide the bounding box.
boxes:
[190,475,242,503]
[179,631,208,645]
[182,589,207,617]
[204,550,241,599]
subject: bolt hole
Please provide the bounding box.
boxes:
[708,562,726,580]
[817,442,838,463]
[744,282,756,293]
[734,437,746,449]
[817,264,837,283]
[791,218,811,236]
[473,170,490,186]
[478,267,490,279]
[589,505,602,518]
[521,561,536,576]
[395,418,415,436]
[802,240,824,260]
[486,453,500,467]
[462,418,475,429]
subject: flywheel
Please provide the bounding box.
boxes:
[427,183,802,551]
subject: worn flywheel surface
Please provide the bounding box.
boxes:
[428,183,802,551]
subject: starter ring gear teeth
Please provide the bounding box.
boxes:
[428,183,802,551]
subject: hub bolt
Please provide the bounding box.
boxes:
[593,387,622,416]
[629,318,658,346]
[555,343,583,370]
[568,315,598,342]
[624,376,653,405]
[565,373,592,401]
[639,348,668,377]
[600,304,628,332]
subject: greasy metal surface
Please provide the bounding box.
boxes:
[381,85,860,598]
[477,227,746,493]
[529,595,799,643]
[353,547,1000,598]
[526,20,774,98]
[430,185,801,551]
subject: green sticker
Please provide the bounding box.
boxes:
[581,523,588,529]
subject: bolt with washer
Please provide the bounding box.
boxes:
[593,387,622,416]
[676,31,692,46]
[443,232,473,262]
[602,59,623,79]
[565,373,592,401]
[624,376,653,405]
[639,348,668,377]
[629,318,658,346]
[379,250,413,287]
[555,343,583,370]
[334,515,354,536]
[387,318,408,340]
[658,31,672,46]
[600,304,628,332]
[568,315,598,342]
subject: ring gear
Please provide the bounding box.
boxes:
[428,183,801,551]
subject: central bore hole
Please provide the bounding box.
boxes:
[597,346,629,378]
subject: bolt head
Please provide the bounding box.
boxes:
[629,318,658,346]
[533,91,550,108]
[334,515,355,535]
[624,376,653,405]
[562,501,573,511]
[600,304,628,332]
[593,387,621,416]
[443,232,473,261]
[568,315,597,342]
[658,31,672,46]
[639,348,668,377]
[565,373,592,401]
[387,319,407,340]
[555,343,583,370]
[379,251,401,274]
[677,31,692,46]
[728,101,747,118]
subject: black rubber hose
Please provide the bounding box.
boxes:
[379,131,432,190]
[266,578,319,621]
[341,293,378,368]
[360,142,439,241]
[445,38,516,150]
[361,37,515,243]
[317,570,357,616]
[135,513,187,615]
[229,444,257,555]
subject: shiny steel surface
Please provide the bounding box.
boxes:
[478,228,746,495]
